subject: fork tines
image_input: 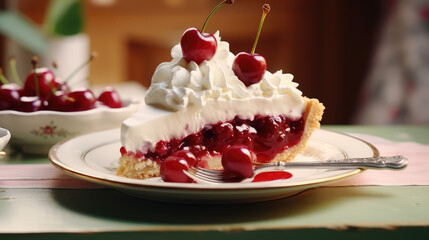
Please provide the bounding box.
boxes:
[186,167,243,183]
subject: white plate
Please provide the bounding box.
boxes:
[0,127,11,151]
[49,128,378,204]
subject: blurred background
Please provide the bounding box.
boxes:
[1,0,428,125]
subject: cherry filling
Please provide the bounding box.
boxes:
[121,114,305,164]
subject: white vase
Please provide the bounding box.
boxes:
[4,33,90,90]
[41,33,90,89]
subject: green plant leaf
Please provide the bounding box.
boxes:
[45,0,84,36]
[0,11,48,55]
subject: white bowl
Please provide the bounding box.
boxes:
[0,99,141,154]
[0,127,11,151]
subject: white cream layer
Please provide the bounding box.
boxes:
[121,94,305,154]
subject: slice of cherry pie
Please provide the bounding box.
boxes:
[116,32,324,180]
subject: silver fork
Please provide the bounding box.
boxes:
[184,155,408,184]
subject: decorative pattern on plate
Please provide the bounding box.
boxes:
[30,121,73,138]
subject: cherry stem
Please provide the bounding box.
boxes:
[66,96,75,102]
[31,56,40,97]
[49,61,63,94]
[51,61,62,82]
[0,68,9,85]
[52,61,59,75]
[9,57,23,86]
[201,0,234,33]
[251,4,270,55]
[63,52,97,84]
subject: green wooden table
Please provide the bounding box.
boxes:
[1,125,428,239]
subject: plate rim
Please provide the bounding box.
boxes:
[48,128,379,192]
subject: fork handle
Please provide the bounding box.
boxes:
[257,155,408,170]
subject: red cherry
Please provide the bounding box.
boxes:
[97,87,122,108]
[180,28,217,65]
[178,0,235,65]
[171,150,197,167]
[23,68,59,98]
[179,0,233,64]
[0,84,22,110]
[17,96,43,112]
[46,89,96,112]
[67,89,96,111]
[160,155,194,183]
[182,132,203,147]
[221,145,256,179]
[232,52,266,87]
[42,82,71,111]
[44,91,74,111]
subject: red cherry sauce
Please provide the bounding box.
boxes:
[252,171,293,182]
[121,114,305,164]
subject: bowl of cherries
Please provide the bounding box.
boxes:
[0,58,140,154]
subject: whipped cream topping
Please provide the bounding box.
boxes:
[144,31,303,111]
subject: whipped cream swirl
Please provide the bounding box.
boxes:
[144,31,303,111]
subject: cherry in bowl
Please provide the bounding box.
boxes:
[97,87,122,108]
[23,68,60,98]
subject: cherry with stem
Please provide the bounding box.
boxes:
[24,57,61,98]
[51,61,62,81]
[180,0,234,65]
[232,4,270,87]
